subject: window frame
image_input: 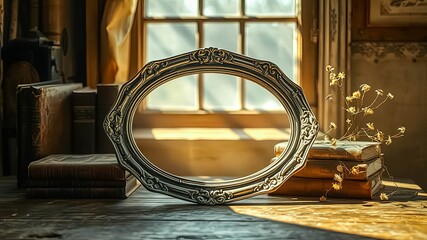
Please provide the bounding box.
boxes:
[130,0,317,128]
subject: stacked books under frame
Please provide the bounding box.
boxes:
[270,141,385,199]
[27,154,140,199]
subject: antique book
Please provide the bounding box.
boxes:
[16,81,77,187]
[274,140,381,161]
[27,176,140,199]
[2,61,43,175]
[28,176,134,188]
[72,87,97,154]
[270,170,384,199]
[96,83,121,153]
[271,157,383,180]
[28,154,130,180]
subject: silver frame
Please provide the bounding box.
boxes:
[104,48,318,205]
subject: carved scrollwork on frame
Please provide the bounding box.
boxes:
[189,47,234,64]
[254,175,284,192]
[103,106,124,143]
[104,48,318,205]
[190,189,233,205]
[301,111,320,144]
[254,61,280,77]
[144,174,169,192]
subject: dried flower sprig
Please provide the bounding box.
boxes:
[320,65,406,202]
[323,65,405,146]
[320,162,370,201]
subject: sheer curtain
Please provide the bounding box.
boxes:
[317,0,351,137]
[100,0,138,84]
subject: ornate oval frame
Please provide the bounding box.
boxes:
[104,48,318,205]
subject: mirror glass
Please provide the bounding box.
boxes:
[132,73,292,181]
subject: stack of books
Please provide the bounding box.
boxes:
[27,154,140,199]
[270,141,384,199]
[71,83,122,154]
[15,81,122,187]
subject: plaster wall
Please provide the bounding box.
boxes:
[351,44,427,189]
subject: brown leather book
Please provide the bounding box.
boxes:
[28,177,132,188]
[17,82,82,187]
[270,170,384,199]
[28,154,130,180]
[72,87,97,154]
[96,83,121,153]
[26,176,140,199]
[274,140,381,161]
[271,156,383,180]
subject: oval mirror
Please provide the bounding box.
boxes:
[104,48,318,205]
[132,73,292,181]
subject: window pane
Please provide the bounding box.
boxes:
[203,74,240,110]
[145,0,198,17]
[245,80,283,111]
[245,0,296,17]
[146,76,198,110]
[203,23,240,110]
[203,0,239,17]
[147,23,197,60]
[146,23,198,110]
[245,22,296,81]
[204,23,239,51]
[245,22,296,111]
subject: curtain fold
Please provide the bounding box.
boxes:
[317,0,351,137]
[100,0,138,84]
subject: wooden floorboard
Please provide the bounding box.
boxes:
[0,177,426,239]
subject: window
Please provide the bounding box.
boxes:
[130,0,317,128]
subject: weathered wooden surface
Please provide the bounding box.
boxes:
[0,177,426,240]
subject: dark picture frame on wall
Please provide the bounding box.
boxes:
[352,0,427,41]
[369,0,427,27]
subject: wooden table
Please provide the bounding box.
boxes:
[1,177,426,240]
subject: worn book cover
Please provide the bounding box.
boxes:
[271,156,383,180]
[275,140,381,161]
[27,176,141,199]
[28,175,135,188]
[17,82,81,187]
[28,154,130,180]
[270,169,384,199]
[72,87,97,154]
[96,83,121,153]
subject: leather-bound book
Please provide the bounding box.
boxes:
[275,141,381,161]
[16,80,62,184]
[28,154,129,180]
[270,169,384,199]
[27,154,140,199]
[27,176,140,199]
[72,87,97,154]
[271,156,383,180]
[96,84,121,153]
[16,82,82,187]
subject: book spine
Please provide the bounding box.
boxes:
[275,145,363,161]
[270,176,382,199]
[274,141,380,161]
[27,187,128,199]
[293,165,368,180]
[28,164,128,180]
[28,177,133,188]
[27,177,140,199]
[9,0,18,41]
[17,88,33,187]
[29,0,40,29]
[72,91,96,154]
[96,85,120,153]
[30,88,43,161]
[41,0,62,44]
